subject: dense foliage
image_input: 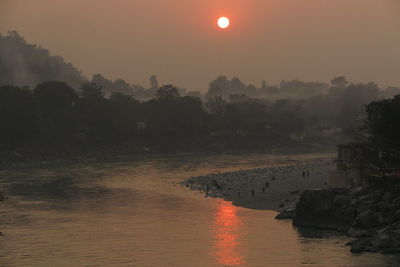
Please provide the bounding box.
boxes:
[357,95,400,173]
[0,82,301,152]
[1,31,400,155]
[0,77,392,154]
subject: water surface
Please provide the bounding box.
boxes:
[0,153,398,266]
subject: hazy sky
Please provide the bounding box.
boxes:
[1,0,400,91]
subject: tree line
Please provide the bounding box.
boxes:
[1,75,397,154]
[2,31,400,155]
[0,81,322,153]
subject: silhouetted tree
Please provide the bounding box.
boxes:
[33,81,78,141]
[75,83,112,143]
[0,85,37,144]
[113,78,132,95]
[92,74,113,94]
[208,75,229,96]
[80,82,104,98]
[205,96,227,115]
[34,81,78,116]
[331,76,349,89]
[109,93,140,141]
[156,84,180,99]
[359,95,400,174]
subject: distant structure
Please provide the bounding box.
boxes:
[150,75,159,91]
[329,144,366,187]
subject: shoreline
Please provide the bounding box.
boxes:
[0,147,335,169]
[182,158,335,212]
[183,158,400,255]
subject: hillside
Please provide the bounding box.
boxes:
[0,31,86,88]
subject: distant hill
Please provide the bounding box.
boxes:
[0,31,86,88]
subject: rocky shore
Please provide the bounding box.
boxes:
[288,182,400,254]
[182,159,334,211]
[183,159,400,255]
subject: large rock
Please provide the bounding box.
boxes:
[293,188,354,230]
[353,210,382,229]
[333,194,351,207]
[347,227,374,238]
[275,209,296,220]
[350,186,366,197]
[372,232,400,249]
[377,201,395,212]
[381,248,400,254]
[348,238,372,253]
[349,229,400,253]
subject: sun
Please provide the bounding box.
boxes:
[217,17,230,29]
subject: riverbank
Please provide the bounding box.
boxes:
[291,183,400,254]
[182,157,334,211]
[182,158,400,255]
[0,145,335,169]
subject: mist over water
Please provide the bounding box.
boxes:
[0,154,398,266]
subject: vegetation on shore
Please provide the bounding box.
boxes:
[2,31,400,164]
[279,93,400,254]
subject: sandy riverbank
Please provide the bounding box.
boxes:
[182,158,335,211]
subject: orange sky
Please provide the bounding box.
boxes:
[1,0,400,90]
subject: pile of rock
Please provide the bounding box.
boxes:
[280,184,400,254]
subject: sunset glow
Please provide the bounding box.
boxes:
[212,201,245,266]
[217,17,230,29]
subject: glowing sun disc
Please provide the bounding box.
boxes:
[218,17,230,29]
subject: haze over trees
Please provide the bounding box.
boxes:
[207,75,329,100]
[0,77,395,154]
[1,31,400,155]
[0,31,85,88]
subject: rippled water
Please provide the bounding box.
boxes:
[0,153,399,266]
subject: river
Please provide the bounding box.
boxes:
[0,153,398,266]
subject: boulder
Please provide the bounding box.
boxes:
[356,204,369,214]
[275,209,296,220]
[353,210,382,229]
[372,189,384,199]
[350,198,359,206]
[347,227,374,238]
[377,201,395,212]
[381,248,400,254]
[350,186,365,197]
[382,192,394,202]
[293,188,354,230]
[349,238,371,253]
[333,195,351,207]
[392,196,400,205]
[372,232,400,250]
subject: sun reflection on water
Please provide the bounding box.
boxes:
[212,201,245,266]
